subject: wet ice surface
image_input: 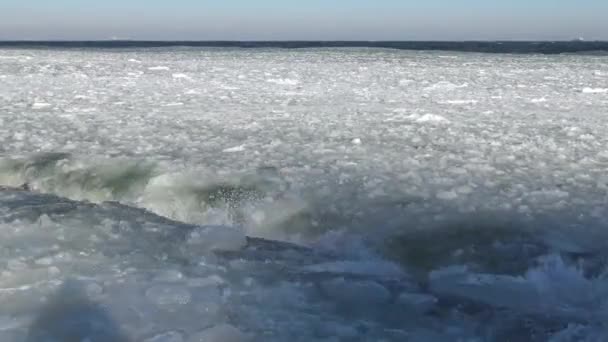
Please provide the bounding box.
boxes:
[1,48,608,340]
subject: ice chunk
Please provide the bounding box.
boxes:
[436,190,459,200]
[186,226,247,252]
[222,145,247,153]
[267,78,299,85]
[416,114,448,123]
[187,324,248,342]
[424,81,468,91]
[84,282,104,298]
[144,331,184,342]
[145,285,192,307]
[443,99,478,105]
[320,278,390,305]
[32,102,52,109]
[153,269,184,282]
[148,66,170,71]
[581,87,608,94]
[172,73,191,79]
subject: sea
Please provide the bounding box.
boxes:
[1,41,608,341]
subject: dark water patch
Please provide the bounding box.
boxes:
[1,41,608,55]
[383,216,547,277]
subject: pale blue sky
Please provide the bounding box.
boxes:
[1,0,607,40]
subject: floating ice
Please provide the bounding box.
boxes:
[443,99,478,105]
[148,66,170,71]
[581,87,608,94]
[320,278,390,305]
[187,324,248,342]
[267,78,299,85]
[222,145,247,153]
[144,331,184,342]
[1,47,608,341]
[31,102,51,109]
[172,73,191,80]
[145,285,192,307]
[186,225,247,252]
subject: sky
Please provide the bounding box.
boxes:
[1,0,607,41]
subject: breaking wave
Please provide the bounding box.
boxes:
[0,152,313,241]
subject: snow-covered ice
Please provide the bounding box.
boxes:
[1,47,608,340]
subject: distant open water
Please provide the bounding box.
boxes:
[1,40,608,54]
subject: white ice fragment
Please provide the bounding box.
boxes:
[320,278,390,305]
[351,138,362,145]
[530,97,547,103]
[443,100,478,105]
[84,282,104,298]
[13,132,25,140]
[187,324,248,342]
[187,275,225,288]
[436,190,459,200]
[267,78,299,85]
[128,59,142,63]
[37,214,54,227]
[222,145,246,153]
[172,73,191,79]
[145,285,192,306]
[144,331,184,342]
[7,260,27,271]
[148,66,170,71]
[581,87,608,94]
[416,114,448,123]
[424,81,468,91]
[153,269,184,282]
[406,113,449,124]
[32,102,52,109]
[397,293,437,313]
[186,226,247,252]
